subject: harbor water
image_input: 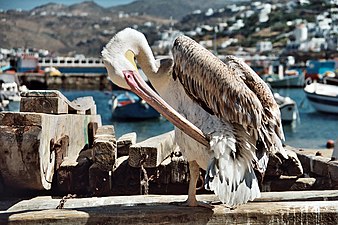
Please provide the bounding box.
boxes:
[10,88,337,149]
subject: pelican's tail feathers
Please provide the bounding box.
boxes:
[205,135,260,207]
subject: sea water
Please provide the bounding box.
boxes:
[58,88,337,149]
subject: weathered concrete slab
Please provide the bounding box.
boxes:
[0,112,101,191]
[93,125,117,171]
[20,90,96,115]
[0,191,337,225]
[117,132,137,157]
[129,131,175,168]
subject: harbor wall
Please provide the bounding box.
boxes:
[17,73,112,90]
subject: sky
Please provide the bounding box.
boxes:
[0,0,134,11]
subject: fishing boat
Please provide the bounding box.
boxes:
[273,93,299,124]
[304,82,338,114]
[110,91,160,120]
[263,69,304,88]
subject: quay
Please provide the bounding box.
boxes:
[16,73,110,90]
[1,191,338,224]
[0,90,337,224]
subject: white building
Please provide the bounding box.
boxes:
[294,23,308,43]
[256,41,273,52]
[308,38,327,52]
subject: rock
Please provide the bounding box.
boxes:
[265,149,303,177]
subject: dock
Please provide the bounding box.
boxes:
[1,191,338,224]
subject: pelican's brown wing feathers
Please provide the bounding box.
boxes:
[172,36,284,151]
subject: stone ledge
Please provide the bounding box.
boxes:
[1,191,338,225]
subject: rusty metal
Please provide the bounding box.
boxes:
[51,135,70,170]
[88,122,98,148]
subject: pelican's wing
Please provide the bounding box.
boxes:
[172,36,284,152]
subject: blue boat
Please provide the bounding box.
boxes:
[110,91,160,120]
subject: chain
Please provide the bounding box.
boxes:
[139,154,150,195]
[56,194,77,209]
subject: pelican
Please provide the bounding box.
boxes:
[102,28,286,207]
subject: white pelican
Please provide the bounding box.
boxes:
[102,28,286,207]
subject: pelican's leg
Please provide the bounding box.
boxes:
[186,160,200,206]
[181,160,213,208]
[170,160,212,208]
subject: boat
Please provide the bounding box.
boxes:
[0,73,28,101]
[273,92,299,124]
[110,91,160,120]
[322,71,338,86]
[305,60,336,82]
[262,70,304,88]
[15,54,107,74]
[38,56,107,74]
[304,82,338,114]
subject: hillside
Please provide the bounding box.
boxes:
[1,0,235,56]
[111,0,232,19]
[0,1,172,56]
[0,0,335,58]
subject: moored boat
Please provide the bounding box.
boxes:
[273,93,299,124]
[110,91,160,120]
[304,82,338,114]
[0,73,28,101]
[264,73,304,88]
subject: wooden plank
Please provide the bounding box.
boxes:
[1,191,338,225]
[0,111,101,191]
[129,131,175,168]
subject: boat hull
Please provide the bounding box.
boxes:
[279,102,298,124]
[304,83,338,114]
[111,91,160,120]
[112,102,160,120]
[305,92,338,114]
[265,75,304,88]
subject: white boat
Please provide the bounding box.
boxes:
[304,82,338,114]
[0,73,28,102]
[274,93,299,124]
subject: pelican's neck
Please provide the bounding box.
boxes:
[128,32,158,78]
[130,32,172,93]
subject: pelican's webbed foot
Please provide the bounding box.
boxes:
[170,199,214,209]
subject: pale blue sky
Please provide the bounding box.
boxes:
[0,0,134,11]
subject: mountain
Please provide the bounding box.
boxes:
[110,0,232,19]
[0,1,171,56]
[1,0,334,58]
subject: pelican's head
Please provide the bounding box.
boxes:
[101,28,145,90]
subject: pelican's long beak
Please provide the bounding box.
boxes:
[123,70,209,147]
